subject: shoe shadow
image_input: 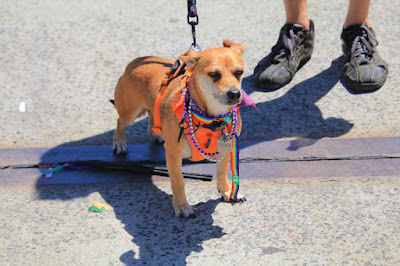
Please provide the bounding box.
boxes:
[35,139,225,264]
[240,57,353,150]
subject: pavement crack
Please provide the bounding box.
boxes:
[239,154,400,163]
[1,154,400,170]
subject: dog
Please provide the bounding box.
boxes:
[112,40,245,218]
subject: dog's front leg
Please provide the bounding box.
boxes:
[166,151,195,218]
[216,153,231,201]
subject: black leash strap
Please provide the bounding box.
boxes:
[187,0,199,48]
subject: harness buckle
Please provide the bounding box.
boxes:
[202,120,224,132]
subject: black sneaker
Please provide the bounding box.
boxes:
[341,24,388,92]
[254,20,315,91]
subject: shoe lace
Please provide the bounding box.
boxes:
[272,27,305,63]
[350,25,378,64]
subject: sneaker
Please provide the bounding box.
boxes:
[341,24,388,92]
[254,20,315,91]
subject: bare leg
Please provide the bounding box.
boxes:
[344,0,371,28]
[284,0,309,29]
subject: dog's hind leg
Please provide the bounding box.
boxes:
[113,108,144,155]
[147,111,164,144]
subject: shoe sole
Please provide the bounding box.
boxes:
[343,73,387,94]
[344,81,385,94]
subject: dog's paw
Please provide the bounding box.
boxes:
[229,195,247,205]
[219,190,231,202]
[149,131,164,144]
[220,190,246,204]
[113,140,128,155]
[173,202,196,219]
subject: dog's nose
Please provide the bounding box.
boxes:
[226,89,241,102]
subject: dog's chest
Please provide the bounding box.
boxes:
[181,140,192,158]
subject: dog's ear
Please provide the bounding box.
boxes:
[178,50,201,69]
[223,39,244,56]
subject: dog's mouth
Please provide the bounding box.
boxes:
[214,93,242,106]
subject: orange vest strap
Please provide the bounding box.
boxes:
[152,76,168,135]
[172,87,233,162]
[152,91,163,135]
[153,70,238,162]
[152,69,191,136]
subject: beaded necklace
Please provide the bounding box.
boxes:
[183,87,237,161]
[180,86,240,201]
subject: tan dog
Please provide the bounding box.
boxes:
[113,40,245,217]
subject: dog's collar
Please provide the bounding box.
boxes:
[187,89,236,119]
[180,85,239,139]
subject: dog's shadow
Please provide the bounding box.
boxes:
[36,171,225,264]
[240,57,353,150]
[35,148,225,265]
[105,184,225,264]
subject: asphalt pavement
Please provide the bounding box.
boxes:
[1,0,400,265]
[1,0,399,147]
[1,177,400,265]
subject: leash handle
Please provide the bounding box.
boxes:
[187,0,198,25]
[187,0,199,48]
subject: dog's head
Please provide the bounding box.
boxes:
[179,40,244,114]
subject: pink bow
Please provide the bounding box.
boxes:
[238,88,258,111]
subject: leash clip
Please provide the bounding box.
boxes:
[189,43,202,52]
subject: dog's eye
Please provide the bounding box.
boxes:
[208,71,221,81]
[234,70,244,77]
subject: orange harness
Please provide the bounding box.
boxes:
[152,61,237,162]
[152,60,241,201]
[152,59,187,136]
[172,86,236,162]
